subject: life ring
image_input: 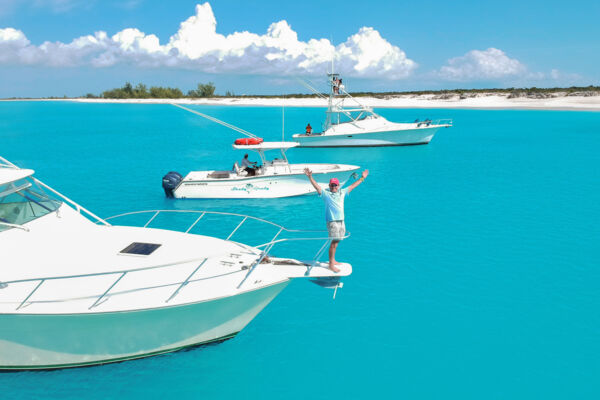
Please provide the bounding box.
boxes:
[234,137,264,145]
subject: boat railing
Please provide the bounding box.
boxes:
[434,118,453,126]
[0,156,19,169]
[101,209,327,235]
[102,210,348,285]
[2,254,212,311]
[0,155,110,227]
[32,178,110,226]
[1,210,347,311]
[415,118,453,127]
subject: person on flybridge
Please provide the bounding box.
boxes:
[304,168,369,272]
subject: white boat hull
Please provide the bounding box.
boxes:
[0,281,288,370]
[293,125,444,147]
[173,166,358,199]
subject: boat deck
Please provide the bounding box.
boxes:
[182,163,358,182]
[0,206,351,314]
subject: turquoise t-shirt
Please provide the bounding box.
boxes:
[320,188,348,222]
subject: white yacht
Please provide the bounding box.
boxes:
[165,104,360,199]
[163,141,359,199]
[0,156,351,370]
[292,73,452,147]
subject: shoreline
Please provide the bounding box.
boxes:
[2,94,600,111]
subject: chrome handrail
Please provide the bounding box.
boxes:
[2,254,212,286]
[0,221,30,232]
[415,118,453,126]
[435,118,453,126]
[102,209,329,234]
[0,155,19,169]
[0,156,110,226]
[33,178,110,226]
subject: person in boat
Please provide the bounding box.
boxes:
[305,123,313,135]
[303,168,369,273]
[332,77,339,95]
[241,154,258,176]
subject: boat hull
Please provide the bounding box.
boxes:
[173,169,358,199]
[0,281,288,370]
[293,126,444,147]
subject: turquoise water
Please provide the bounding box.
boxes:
[1,102,599,399]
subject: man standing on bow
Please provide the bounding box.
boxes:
[304,168,369,272]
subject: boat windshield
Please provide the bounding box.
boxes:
[0,178,61,232]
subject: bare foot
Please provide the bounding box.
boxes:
[329,264,341,273]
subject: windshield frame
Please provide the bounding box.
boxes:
[0,178,62,232]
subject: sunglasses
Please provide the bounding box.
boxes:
[329,183,339,187]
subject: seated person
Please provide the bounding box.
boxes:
[241,154,257,176]
[305,123,313,135]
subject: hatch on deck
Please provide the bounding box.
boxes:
[120,242,161,255]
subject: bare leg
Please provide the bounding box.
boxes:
[328,240,341,273]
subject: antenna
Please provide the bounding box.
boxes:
[330,35,334,75]
[282,95,285,142]
[331,56,334,76]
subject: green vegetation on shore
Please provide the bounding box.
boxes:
[2,83,599,100]
[93,83,600,99]
[94,82,216,99]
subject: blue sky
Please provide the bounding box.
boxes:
[0,0,598,97]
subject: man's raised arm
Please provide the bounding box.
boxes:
[304,168,322,195]
[347,169,369,193]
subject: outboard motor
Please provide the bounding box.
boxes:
[162,171,183,198]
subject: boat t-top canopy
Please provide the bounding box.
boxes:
[0,168,34,186]
[232,141,299,151]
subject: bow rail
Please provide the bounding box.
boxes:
[1,209,348,311]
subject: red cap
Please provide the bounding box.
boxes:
[329,178,339,186]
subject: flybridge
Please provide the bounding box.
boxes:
[292,70,453,147]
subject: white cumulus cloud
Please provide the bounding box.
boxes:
[438,48,526,81]
[0,2,416,79]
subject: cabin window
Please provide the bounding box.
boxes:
[0,179,61,231]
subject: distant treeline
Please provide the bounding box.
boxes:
[4,83,599,100]
[221,85,600,99]
[90,82,217,99]
[90,84,599,99]
[346,85,600,98]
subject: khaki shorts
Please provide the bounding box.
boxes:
[327,221,346,240]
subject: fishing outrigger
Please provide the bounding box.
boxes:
[162,104,360,199]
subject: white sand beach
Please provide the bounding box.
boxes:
[4,92,600,111]
[63,92,600,111]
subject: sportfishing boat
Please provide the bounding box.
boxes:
[164,104,360,199]
[292,73,452,147]
[0,156,351,370]
[163,140,359,199]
